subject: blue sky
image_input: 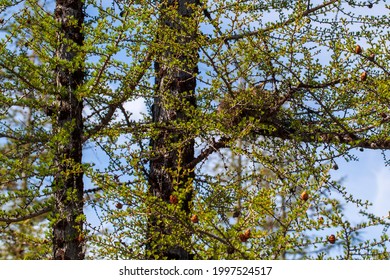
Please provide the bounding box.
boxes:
[331,149,390,219]
[120,0,390,223]
[124,98,390,222]
[81,1,390,251]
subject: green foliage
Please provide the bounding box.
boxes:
[1,0,389,259]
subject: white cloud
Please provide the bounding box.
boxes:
[123,98,147,121]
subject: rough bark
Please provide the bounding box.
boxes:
[148,0,198,259]
[52,0,85,260]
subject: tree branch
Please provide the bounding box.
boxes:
[221,0,339,42]
[0,206,51,223]
[186,136,230,170]
[83,51,153,142]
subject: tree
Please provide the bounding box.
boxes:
[1,0,85,259]
[1,0,389,260]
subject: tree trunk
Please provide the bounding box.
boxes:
[52,0,85,260]
[148,0,198,259]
